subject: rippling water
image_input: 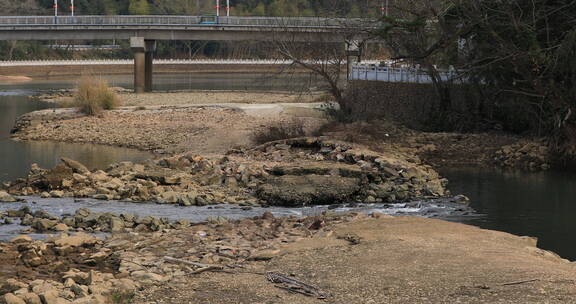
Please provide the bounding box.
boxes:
[0,196,473,241]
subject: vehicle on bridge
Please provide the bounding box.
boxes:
[199,15,218,25]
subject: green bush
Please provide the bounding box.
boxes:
[74,76,121,115]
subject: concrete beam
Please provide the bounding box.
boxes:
[0,27,353,42]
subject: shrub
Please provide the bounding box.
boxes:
[251,119,307,145]
[74,76,121,115]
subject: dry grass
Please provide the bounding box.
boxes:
[73,76,121,115]
[251,119,307,145]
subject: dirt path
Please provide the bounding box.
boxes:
[133,216,576,304]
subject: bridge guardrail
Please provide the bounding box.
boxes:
[0,59,382,67]
[0,16,371,28]
[350,64,467,83]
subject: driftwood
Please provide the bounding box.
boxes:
[164,256,224,273]
[266,272,329,299]
[501,279,539,286]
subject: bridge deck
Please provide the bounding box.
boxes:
[0,16,370,41]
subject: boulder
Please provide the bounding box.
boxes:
[49,190,64,198]
[31,219,58,232]
[257,175,361,206]
[156,191,179,204]
[61,158,90,174]
[10,235,33,243]
[20,293,42,304]
[0,279,28,295]
[3,293,25,304]
[53,233,98,248]
[44,165,74,189]
[0,191,17,202]
[54,223,70,231]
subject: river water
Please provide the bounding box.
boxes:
[0,72,321,182]
[443,168,576,261]
[1,73,576,261]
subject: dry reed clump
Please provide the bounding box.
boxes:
[74,76,121,115]
[251,119,307,145]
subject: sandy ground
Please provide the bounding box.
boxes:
[13,101,327,155]
[119,91,322,106]
[133,215,576,304]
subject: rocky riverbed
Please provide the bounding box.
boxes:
[1,211,575,304]
[2,137,447,208]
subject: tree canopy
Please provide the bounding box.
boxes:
[1,0,387,17]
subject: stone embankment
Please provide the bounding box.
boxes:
[493,140,551,171]
[3,137,447,207]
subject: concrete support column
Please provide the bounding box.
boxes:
[133,51,145,93]
[130,37,156,93]
[346,40,362,81]
[144,40,156,92]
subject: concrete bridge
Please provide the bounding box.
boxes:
[0,16,371,92]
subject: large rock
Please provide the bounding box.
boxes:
[0,191,17,202]
[53,233,98,248]
[61,157,90,174]
[31,218,58,232]
[257,175,361,206]
[3,293,25,304]
[43,164,74,189]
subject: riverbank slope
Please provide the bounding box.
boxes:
[1,213,575,304]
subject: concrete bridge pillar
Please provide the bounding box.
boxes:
[346,40,362,81]
[130,37,156,93]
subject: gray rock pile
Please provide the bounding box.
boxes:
[5,137,448,206]
[1,207,190,233]
[494,140,551,171]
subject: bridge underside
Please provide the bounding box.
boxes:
[0,26,346,42]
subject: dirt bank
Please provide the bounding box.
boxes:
[13,91,326,155]
[2,212,574,304]
[38,89,323,105]
[321,120,552,171]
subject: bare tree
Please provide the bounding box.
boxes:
[269,17,375,104]
[373,0,472,117]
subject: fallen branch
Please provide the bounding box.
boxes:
[501,279,539,286]
[164,256,224,273]
[266,272,329,299]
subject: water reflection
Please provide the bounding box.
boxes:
[0,72,324,92]
[0,93,152,182]
[0,139,151,182]
[443,167,576,260]
[0,72,323,183]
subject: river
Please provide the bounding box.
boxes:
[1,72,576,261]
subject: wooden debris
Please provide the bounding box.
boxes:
[266,272,329,299]
[501,279,539,286]
[164,256,224,274]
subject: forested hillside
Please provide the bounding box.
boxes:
[1,0,385,17]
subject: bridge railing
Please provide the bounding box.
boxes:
[350,64,467,84]
[0,15,368,28]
